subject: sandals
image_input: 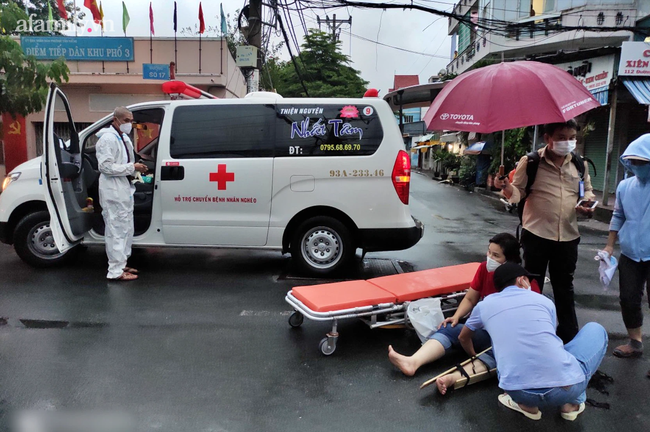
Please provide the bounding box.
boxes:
[560,403,585,421]
[108,272,138,281]
[498,393,542,420]
[124,267,139,274]
[613,343,643,358]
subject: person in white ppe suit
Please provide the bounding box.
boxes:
[95,107,148,281]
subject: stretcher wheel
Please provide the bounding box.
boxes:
[319,337,336,356]
[288,312,304,328]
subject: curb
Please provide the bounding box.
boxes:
[463,181,611,235]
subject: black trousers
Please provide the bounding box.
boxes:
[618,254,650,330]
[521,229,580,344]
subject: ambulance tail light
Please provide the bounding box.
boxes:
[392,150,411,205]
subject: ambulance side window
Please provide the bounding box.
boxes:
[170,104,275,158]
[275,104,384,157]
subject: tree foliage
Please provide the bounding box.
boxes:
[274,30,368,98]
[488,127,531,174]
[2,0,73,35]
[0,4,70,117]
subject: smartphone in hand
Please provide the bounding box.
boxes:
[575,200,598,209]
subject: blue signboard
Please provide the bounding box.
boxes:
[20,36,134,62]
[143,64,170,80]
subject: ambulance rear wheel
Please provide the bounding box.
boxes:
[14,211,76,268]
[291,216,354,277]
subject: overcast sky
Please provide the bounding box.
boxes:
[66,0,453,96]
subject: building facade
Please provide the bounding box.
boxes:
[1,37,247,178]
[446,0,650,199]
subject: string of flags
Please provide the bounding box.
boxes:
[68,1,229,36]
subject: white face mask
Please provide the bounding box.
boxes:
[551,140,576,156]
[119,123,132,134]
[486,256,503,272]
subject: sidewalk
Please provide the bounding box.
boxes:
[414,169,613,231]
[475,185,612,232]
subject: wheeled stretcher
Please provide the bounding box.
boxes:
[285,262,480,355]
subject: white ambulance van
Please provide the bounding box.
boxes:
[0,84,423,276]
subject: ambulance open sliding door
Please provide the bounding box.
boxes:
[159,103,275,246]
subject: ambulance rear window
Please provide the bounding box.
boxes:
[275,104,383,157]
[170,104,275,159]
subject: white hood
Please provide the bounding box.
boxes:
[96,127,121,139]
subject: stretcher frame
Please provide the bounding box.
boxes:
[285,290,467,355]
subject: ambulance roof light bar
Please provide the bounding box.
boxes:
[161,81,218,100]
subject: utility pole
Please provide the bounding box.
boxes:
[247,0,262,92]
[317,14,352,42]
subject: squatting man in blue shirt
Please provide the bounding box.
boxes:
[455,262,607,421]
[603,134,650,377]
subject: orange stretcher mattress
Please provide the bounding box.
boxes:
[290,262,480,313]
[368,262,481,302]
[291,280,397,313]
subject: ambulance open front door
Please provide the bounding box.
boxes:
[42,84,94,252]
[158,103,275,246]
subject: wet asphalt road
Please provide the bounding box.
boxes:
[0,173,649,431]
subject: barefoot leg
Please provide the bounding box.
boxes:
[388,340,446,376]
[437,371,462,395]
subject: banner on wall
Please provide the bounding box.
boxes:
[1,113,28,173]
[20,36,135,61]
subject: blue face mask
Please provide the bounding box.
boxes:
[630,164,650,182]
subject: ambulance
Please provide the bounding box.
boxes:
[0,84,423,276]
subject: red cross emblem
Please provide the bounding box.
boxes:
[209,164,235,190]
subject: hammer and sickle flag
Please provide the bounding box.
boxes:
[8,121,21,135]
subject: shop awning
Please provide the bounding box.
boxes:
[622,78,650,105]
[591,88,609,105]
[416,133,436,143]
[464,141,491,155]
[440,132,459,143]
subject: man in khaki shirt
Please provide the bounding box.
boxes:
[495,120,596,343]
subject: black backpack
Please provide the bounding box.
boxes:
[517,151,596,226]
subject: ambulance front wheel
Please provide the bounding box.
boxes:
[319,337,337,356]
[13,210,76,268]
[291,216,354,277]
[288,311,304,328]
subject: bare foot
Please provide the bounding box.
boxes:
[560,403,581,413]
[436,374,456,395]
[388,345,417,376]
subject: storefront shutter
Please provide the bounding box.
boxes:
[583,110,610,192]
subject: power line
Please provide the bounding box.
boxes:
[277,13,311,96]
[294,0,650,37]
[340,29,449,58]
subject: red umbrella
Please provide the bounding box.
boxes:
[423,61,600,171]
[423,61,600,133]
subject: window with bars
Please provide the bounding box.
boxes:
[33,122,94,156]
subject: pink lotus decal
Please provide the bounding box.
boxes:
[340,105,359,118]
